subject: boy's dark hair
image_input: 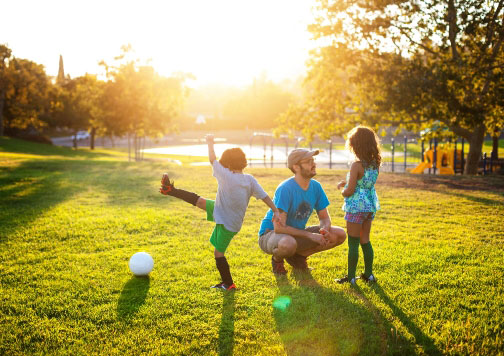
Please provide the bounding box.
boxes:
[219,147,247,171]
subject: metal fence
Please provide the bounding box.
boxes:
[248,133,501,175]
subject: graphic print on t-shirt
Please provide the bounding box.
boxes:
[294,201,312,220]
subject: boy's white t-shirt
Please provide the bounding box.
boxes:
[212,160,267,232]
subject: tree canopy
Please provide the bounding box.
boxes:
[279,0,504,174]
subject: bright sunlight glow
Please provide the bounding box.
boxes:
[1,0,318,87]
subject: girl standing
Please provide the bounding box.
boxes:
[336,126,381,285]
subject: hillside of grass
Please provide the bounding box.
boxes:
[1,137,503,355]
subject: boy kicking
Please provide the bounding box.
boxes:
[160,134,280,290]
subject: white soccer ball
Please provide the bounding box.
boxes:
[128,252,154,276]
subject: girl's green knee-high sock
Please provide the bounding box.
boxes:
[347,235,360,280]
[360,241,374,278]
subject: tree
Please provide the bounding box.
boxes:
[0,44,12,137]
[286,0,504,174]
[99,46,189,160]
[52,74,104,148]
[222,77,295,130]
[2,56,52,135]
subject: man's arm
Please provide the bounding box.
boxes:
[206,134,216,164]
[317,208,332,232]
[273,210,327,246]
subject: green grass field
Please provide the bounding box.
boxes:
[1,137,503,356]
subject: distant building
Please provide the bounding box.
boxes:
[57,55,65,85]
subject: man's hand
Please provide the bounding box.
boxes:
[308,232,327,247]
[337,180,346,190]
[272,211,285,227]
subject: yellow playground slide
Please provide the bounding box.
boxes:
[411,148,461,175]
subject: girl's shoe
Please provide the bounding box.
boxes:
[335,276,356,285]
[360,273,377,283]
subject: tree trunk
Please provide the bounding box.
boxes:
[491,131,499,160]
[73,131,78,149]
[464,124,486,175]
[90,127,96,150]
[0,89,5,137]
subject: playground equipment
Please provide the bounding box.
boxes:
[411,147,463,175]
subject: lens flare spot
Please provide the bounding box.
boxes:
[273,296,292,311]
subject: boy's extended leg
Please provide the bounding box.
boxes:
[160,173,205,210]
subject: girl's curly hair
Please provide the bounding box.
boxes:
[346,126,382,168]
[219,147,247,171]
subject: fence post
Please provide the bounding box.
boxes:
[461,138,465,174]
[453,139,457,174]
[329,139,333,169]
[428,139,432,174]
[285,139,289,168]
[490,150,494,173]
[404,136,407,172]
[249,136,254,167]
[391,138,395,172]
[263,136,267,167]
[270,139,274,168]
[421,140,425,162]
[433,138,438,175]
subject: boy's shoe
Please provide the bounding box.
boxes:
[285,253,309,271]
[160,173,174,195]
[360,273,377,283]
[161,173,173,187]
[335,275,356,285]
[211,282,236,291]
[271,256,287,275]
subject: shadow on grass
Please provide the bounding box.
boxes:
[370,284,442,356]
[0,136,115,158]
[273,272,386,356]
[117,276,150,319]
[218,292,236,356]
[0,160,81,242]
[0,158,163,241]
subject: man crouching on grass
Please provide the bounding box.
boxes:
[258,148,346,275]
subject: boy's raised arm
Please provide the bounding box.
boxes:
[262,196,283,226]
[206,134,216,164]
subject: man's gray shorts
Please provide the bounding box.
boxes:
[258,226,321,255]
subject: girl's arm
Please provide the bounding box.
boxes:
[341,162,363,197]
[206,134,216,164]
[262,196,283,226]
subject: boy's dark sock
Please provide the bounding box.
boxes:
[167,187,200,206]
[347,235,360,281]
[360,241,374,278]
[215,256,233,286]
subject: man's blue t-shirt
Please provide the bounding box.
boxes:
[258,177,330,236]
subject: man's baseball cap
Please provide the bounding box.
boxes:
[287,148,320,169]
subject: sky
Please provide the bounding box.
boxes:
[1,0,319,88]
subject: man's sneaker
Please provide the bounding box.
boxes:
[211,282,236,291]
[271,256,287,275]
[285,253,309,271]
[360,273,377,283]
[335,275,356,285]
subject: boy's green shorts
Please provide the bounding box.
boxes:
[206,199,237,253]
